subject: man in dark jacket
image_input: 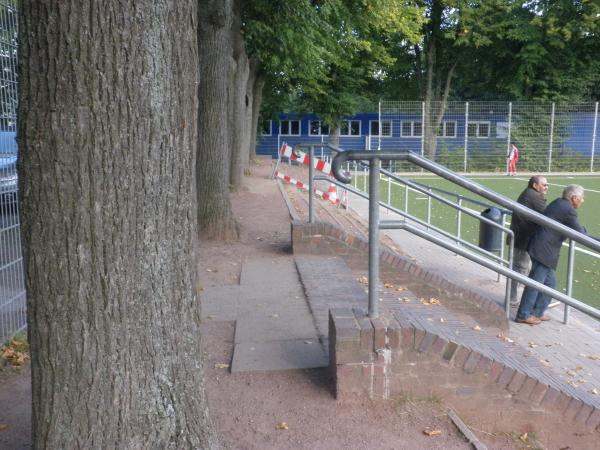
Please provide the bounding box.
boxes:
[516,184,586,325]
[509,176,548,307]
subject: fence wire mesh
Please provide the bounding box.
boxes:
[0,1,25,344]
[380,100,600,173]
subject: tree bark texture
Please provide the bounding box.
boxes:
[197,0,239,239]
[229,0,250,191]
[18,2,218,448]
[248,64,264,161]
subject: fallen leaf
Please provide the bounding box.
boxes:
[396,286,406,292]
[473,325,481,331]
[384,283,394,289]
[423,429,441,436]
[566,370,577,377]
[0,424,8,432]
[529,342,538,348]
[276,422,289,430]
[519,432,528,442]
[588,355,600,361]
[592,388,599,395]
[214,363,230,369]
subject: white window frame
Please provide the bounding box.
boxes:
[309,120,329,136]
[369,120,392,137]
[437,121,457,138]
[467,121,490,138]
[280,119,301,136]
[340,120,361,137]
[261,120,272,136]
[400,120,422,138]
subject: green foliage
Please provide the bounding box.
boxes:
[245,1,425,125]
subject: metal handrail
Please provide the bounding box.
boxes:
[328,148,600,322]
[315,174,513,267]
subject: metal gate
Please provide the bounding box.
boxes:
[0,1,25,344]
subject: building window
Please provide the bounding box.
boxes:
[436,121,457,138]
[340,120,361,136]
[496,122,508,139]
[309,120,329,136]
[369,120,392,137]
[401,121,422,137]
[467,121,490,138]
[261,120,272,136]
[280,119,301,136]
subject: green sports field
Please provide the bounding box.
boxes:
[353,173,600,309]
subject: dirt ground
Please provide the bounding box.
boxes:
[0,158,523,449]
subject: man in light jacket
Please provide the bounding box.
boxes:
[516,185,586,325]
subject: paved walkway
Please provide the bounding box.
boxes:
[201,256,327,372]
[344,190,600,407]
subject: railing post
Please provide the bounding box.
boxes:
[548,102,555,172]
[564,239,575,324]
[426,188,432,230]
[456,197,463,246]
[368,157,381,318]
[591,102,598,172]
[387,162,392,214]
[309,144,315,223]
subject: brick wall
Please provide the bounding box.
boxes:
[292,220,508,329]
[329,308,600,443]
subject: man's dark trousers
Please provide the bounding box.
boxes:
[516,258,556,320]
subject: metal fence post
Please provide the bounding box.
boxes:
[368,157,381,318]
[308,145,315,223]
[591,102,598,172]
[548,102,555,172]
[506,102,512,175]
[464,102,469,172]
[421,101,425,158]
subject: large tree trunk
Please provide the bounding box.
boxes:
[248,65,265,161]
[198,0,239,239]
[229,0,250,191]
[18,1,218,448]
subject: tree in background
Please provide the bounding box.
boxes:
[198,0,240,240]
[19,1,218,447]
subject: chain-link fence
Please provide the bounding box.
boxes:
[378,100,600,173]
[0,1,25,344]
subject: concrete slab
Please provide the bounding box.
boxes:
[200,285,240,321]
[234,312,318,344]
[231,339,328,372]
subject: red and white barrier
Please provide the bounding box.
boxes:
[274,171,340,205]
[279,142,332,175]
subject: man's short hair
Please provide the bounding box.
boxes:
[562,184,584,200]
[529,175,543,188]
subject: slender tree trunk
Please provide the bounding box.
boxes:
[229,0,250,191]
[330,127,341,147]
[18,2,218,448]
[198,0,239,239]
[249,67,265,161]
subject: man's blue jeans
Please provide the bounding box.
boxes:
[516,258,556,320]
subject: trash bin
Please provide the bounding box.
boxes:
[479,207,503,252]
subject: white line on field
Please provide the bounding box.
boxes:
[406,176,600,194]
